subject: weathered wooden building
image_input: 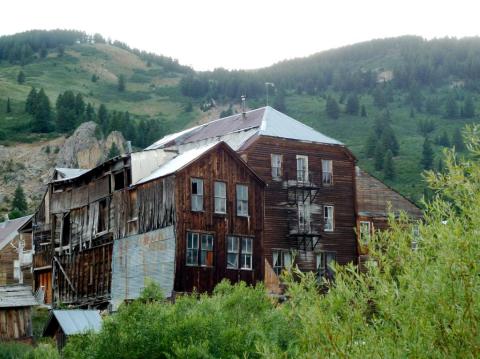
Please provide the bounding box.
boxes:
[0,215,33,286]
[0,284,38,342]
[32,141,264,308]
[147,106,358,290]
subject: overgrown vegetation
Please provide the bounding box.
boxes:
[53,126,480,357]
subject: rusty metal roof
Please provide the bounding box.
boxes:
[356,167,423,218]
[146,106,342,151]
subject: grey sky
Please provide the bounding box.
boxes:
[2,0,480,70]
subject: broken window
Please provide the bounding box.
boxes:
[61,213,71,246]
[236,184,248,217]
[322,160,333,185]
[296,155,309,182]
[271,154,282,179]
[191,178,204,211]
[227,235,253,270]
[359,221,371,245]
[324,205,334,232]
[97,198,108,233]
[214,181,227,214]
[316,251,336,280]
[273,250,292,276]
[113,171,125,191]
[200,234,214,266]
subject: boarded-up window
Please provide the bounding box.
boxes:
[191,178,203,212]
[214,181,226,214]
[236,184,248,217]
[200,234,214,266]
[322,160,333,185]
[273,250,292,276]
[271,154,282,179]
[324,205,334,232]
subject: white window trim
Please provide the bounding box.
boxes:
[186,232,200,266]
[296,155,309,183]
[271,154,283,179]
[191,178,204,212]
[298,202,311,233]
[236,184,249,217]
[316,251,336,277]
[214,181,227,214]
[359,221,371,243]
[227,236,240,269]
[273,250,292,276]
[324,205,334,232]
[227,235,254,270]
[322,160,333,185]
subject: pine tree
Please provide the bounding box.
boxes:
[25,87,38,114]
[17,70,25,84]
[445,95,458,119]
[345,95,359,115]
[463,96,475,118]
[361,104,367,117]
[383,150,395,180]
[437,157,444,173]
[10,184,28,218]
[55,91,76,132]
[273,89,286,112]
[118,74,126,92]
[6,98,11,113]
[97,104,109,133]
[374,143,385,170]
[381,126,400,156]
[421,138,434,170]
[325,96,340,119]
[31,88,53,133]
[452,128,465,152]
[438,131,450,147]
[86,103,95,122]
[107,143,121,158]
[364,132,377,158]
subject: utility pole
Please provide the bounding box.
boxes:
[265,82,275,106]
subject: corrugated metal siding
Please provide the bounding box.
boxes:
[111,226,176,310]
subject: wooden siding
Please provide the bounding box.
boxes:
[0,307,32,341]
[241,136,357,273]
[174,145,264,293]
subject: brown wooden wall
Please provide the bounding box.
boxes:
[241,136,357,272]
[0,234,33,286]
[0,307,32,341]
[174,145,264,293]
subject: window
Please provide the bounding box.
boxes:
[200,234,214,266]
[359,221,371,245]
[113,171,125,191]
[298,202,311,233]
[227,235,253,270]
[324,205,334,232]
[273,250,292,276]
[322,160,333,185]
[316,251,336,279]
[186,232,214,267]
[271,154,282,179]
[236,184,248,217]
[214,181,227,214]
[191,178,204,211]
[97,198,108,233]
[296,155,308,182]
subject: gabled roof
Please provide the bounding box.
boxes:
[0,215,32,251]
[44,310,102,336]
[136,141,265,185]
[0,285,38,308]
[146,106,342,151]
[356,167,423,218]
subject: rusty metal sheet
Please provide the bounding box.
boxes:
[110,226,175,310]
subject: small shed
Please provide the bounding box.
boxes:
[0,284,38,342]
[43,309,102,349]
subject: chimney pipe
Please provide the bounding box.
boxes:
[241,95,246,120]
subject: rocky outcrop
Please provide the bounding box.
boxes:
[56,122,127,169]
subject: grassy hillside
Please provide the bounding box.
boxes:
[1,31,480,206]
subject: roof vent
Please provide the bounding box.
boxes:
[241,95,247,120]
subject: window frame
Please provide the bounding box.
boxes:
[316,251,336,279]
[186,231,215,267]
[359,221,371,244]
[191,178,204,212]
[298,201,311,233]
[271,154,283,179]
[296,155,309,183]
[324,205,334,232]
[227,235,254,270]
[214,181,227,214]
[272,250,292,276]
[322,159,333,186]
[236,184,249,217]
